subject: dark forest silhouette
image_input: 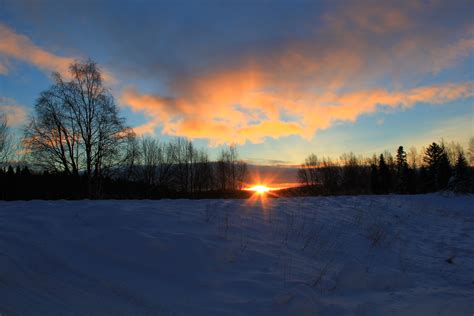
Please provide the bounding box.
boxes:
[295,143,473,196]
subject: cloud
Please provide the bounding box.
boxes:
[0,57,8,75]
[3,2,471,144]
[324,1,413,34]
[122,79,473,144]
[0,23,115,82]
[0,63,7,75]
[0,97,27,126]
[304,82,474,131]
[132,120,160,136]
[392,24,474,76]
[0,23,74,76]
[236,121,305,144]
[116,1,473,144]
[428,33,474,74]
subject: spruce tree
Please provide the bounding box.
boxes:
[437,150,452,189]
[21,166,31,176]
[378,154,391,194]
[454,152,468,177]
[450,152,470,192]
[423,142,451,191]
[423,143,443,169]
[370,163,379,194]
[396,146,410,193]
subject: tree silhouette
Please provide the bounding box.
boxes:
[0,113,12,165]
[216,145,248,191]
[437,151,452,189]
[340,152,362,193]
[320,157,340,193]
[423,142,451,190]
[468,137,474,165]
[24,60,135,195]
[395,146,410,193]
[378,154,391,194]
[140,136,161,185]
[370,162,379,194]
[449,151,471,192]
[297,154,320,187]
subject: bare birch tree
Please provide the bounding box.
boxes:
[0,113,12,166]
[24,60,134,189]
[297,154,320,187]
[216,145,248,191]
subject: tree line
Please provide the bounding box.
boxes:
[0,139,249,200]
[0,60,248,200]
[297,140,474,195]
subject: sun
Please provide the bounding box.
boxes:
[249,185,270,194]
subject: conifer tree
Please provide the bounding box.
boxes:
[437,150,452,189]
[395,146,410,193]
[378,154,391,194]
[370,163,379,194]
[454,152,468,178]
[450,151,470,192]
[423,142,452,190]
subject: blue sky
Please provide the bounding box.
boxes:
[0,0,473,164]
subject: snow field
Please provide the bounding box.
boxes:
[0,194,473,315]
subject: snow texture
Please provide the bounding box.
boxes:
[0,194,473,315]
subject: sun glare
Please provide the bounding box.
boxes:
[244,184,276,213]
[249,185,270,194]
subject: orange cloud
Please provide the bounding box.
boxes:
[0,23,74,77]
[0,60,8,75]
[164,119,235,144]
[121,78,473,144]
[303,82,474,134]
[121,87,177,121]
[133,120,160,136]
[237,121,305,143]
[0,97,27,126]
[114,2,473,144]
[0,23,115,82]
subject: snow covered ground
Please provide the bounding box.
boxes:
[0,194,473,315]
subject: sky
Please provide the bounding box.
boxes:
[0,0,473,165]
